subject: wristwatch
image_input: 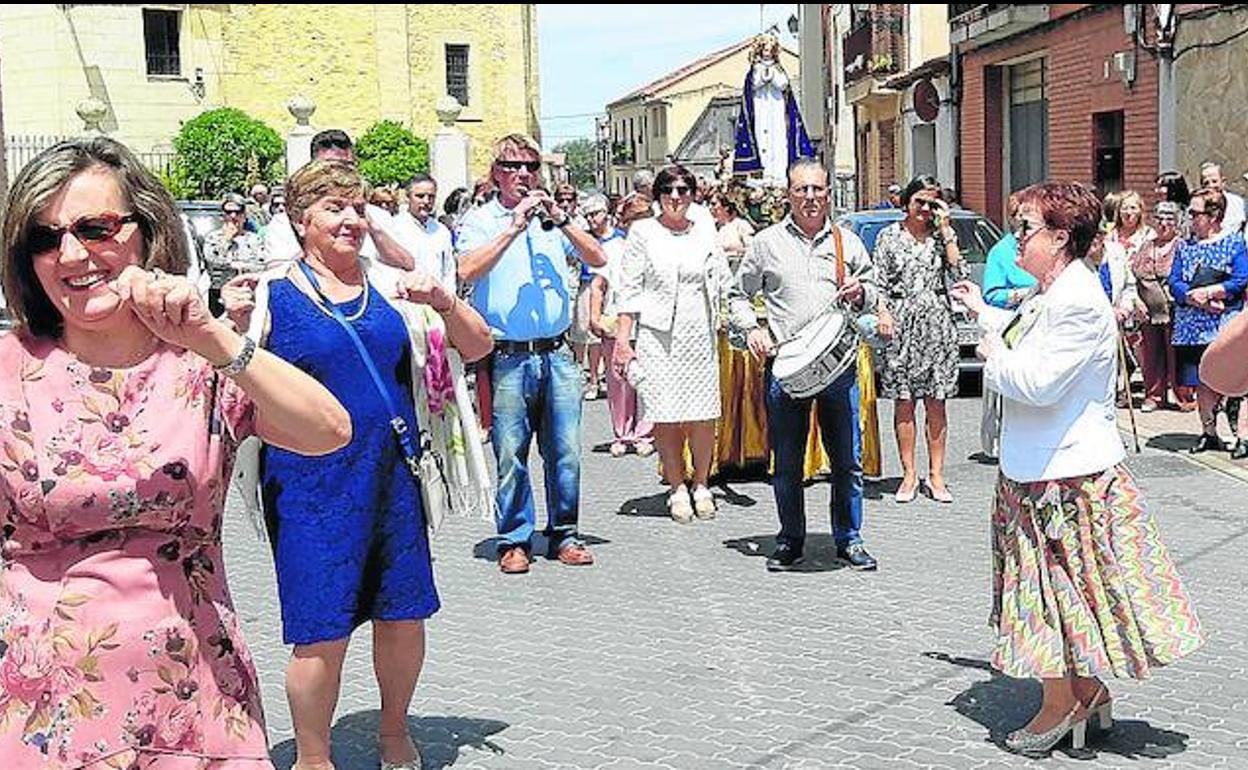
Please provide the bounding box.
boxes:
[214,335,257,377]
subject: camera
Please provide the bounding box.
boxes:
[535,209,558,231]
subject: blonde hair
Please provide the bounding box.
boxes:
[1114,190,1145,229]
[492,133,541,160]
[284,160,366,242]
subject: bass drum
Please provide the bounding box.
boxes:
[771,310,860,399]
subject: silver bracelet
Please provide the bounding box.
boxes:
[214,335,256,377]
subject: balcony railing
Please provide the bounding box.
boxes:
[950,4,1050,48]
[841,11,903,86]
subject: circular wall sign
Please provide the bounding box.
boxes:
[914,79,940,123]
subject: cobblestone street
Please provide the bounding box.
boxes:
[223,392,1248,770]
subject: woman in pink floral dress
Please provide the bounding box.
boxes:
[0,137,351,768]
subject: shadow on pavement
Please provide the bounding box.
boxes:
[1146,432,1202,453]
[616,491,671,518]
[471,532,611,562]
[271,712,509,769]
[925,651,1191,762]
[967,451,999,466]
[722,533,847,573]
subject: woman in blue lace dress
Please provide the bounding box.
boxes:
[225,161,492,770]
[1168,188,1248,454]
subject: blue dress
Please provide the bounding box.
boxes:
[261,278,439,645]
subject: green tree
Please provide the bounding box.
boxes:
[354,120,429,186]
[170,108,283,199]
[555,138,596,189]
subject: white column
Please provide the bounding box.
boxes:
[285,95,315,178]
[430,95,470,211]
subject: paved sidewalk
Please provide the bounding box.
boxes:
[1118,402,1248,483]
[222,394,1248,770]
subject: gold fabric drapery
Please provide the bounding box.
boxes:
[669,334,882,479]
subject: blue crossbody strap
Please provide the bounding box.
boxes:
[296,260,424,478]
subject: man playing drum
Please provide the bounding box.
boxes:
[728,159,880,572]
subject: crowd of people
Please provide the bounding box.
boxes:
[2,126,1242,766]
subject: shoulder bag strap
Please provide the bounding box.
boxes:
[295,260,424,479]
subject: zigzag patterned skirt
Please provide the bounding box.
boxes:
[990,465,1204,680]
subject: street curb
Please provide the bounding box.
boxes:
[1118,411,1248,484]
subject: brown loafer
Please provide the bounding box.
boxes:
[555,542,595,566]
[498,545,531,574]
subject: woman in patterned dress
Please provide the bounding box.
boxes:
[951,182,1204,758]
[872,176,966,503]
[1168,187,1248,455]
[0,137,351,769]
[611,165,734,523]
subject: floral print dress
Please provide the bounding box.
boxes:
[0,334,269,768]
[872,222,967,400]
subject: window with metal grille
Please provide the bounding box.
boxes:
[445,44,469,106]
[144,9,181,77]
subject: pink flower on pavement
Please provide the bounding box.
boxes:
[423,325,454,415]
[0,632,57,704]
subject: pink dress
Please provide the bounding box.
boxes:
[0,334,270,768]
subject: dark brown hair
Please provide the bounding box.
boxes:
[1,136,188,338]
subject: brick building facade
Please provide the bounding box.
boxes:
[957,5,1160,224]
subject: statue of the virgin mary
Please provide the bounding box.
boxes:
[732,33,815,187]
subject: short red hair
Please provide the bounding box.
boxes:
[1015,182,1102,260]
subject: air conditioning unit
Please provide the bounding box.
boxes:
[1112,51,1136,85]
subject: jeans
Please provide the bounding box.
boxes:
[491,345,583,552]
[765,364,863,551]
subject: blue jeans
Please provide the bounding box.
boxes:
[765,364,864,551]
[491,345,583,552]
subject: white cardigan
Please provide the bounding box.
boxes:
[613,217,733,333]
[978,260,1125,482]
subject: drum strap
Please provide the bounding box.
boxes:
[832,225,846,287]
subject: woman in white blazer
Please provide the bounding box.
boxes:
[612,165,734,523]
[950,182,1203,758]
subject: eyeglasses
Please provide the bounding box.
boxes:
[789,184,828,197]
[555,195,577,203]
[659,185,692,196]
[496,159,542,173]
[1188,208,1211,219]
[223,208,245,216]
[1012,218,1048,241]
[27,212,139,254]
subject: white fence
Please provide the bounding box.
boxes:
[4,135,176,181]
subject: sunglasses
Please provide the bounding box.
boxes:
[315,138,352,151]
[497,159,542,173]
[1188,208,1211,218]
[27,212,138,254]
[555,195,577,203]
[659,185,692,196]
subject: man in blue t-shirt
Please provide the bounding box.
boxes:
[456,134,606,574]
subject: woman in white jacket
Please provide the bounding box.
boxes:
[950,182,1203,758]
[611,165,734,522]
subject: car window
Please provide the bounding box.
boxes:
[950,219,996,264]
[857,222,892,254]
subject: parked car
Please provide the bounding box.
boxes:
[836,208,1005,375]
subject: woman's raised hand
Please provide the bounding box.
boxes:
[394,271,456,314]
[110,265,219,353]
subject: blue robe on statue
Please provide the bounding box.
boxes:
[733,66,815,178]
